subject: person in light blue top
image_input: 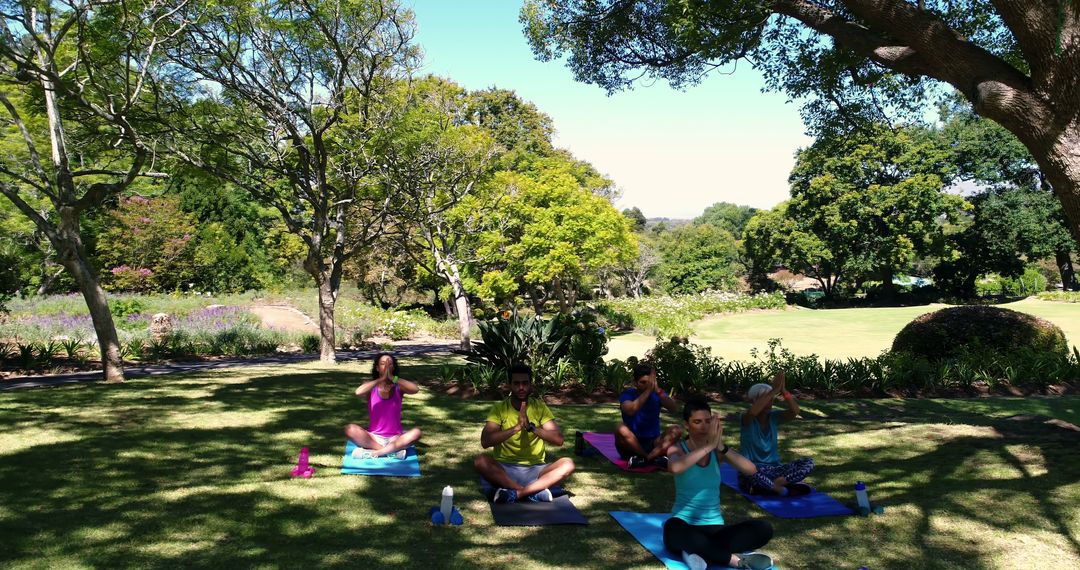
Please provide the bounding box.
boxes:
[739,370,815,495]
[664,399,775,570]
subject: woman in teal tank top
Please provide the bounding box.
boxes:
[664,399,775,570]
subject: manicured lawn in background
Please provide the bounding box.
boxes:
[608,298,1080,361]
[1,358,1077,569]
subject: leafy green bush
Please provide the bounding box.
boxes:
[602,358,633,393]
[892,305,1067,360]
[463,364,503,393]
[465,309,572,375]
[300,334,321,353]
[595,304,634,331]
[976,268,1049,297]
[566,312,608,386]
[16,342,37,369]
[380,311,419,340]
[645,336,723,396]
[110,298,146,319]
[635,336,1077,398]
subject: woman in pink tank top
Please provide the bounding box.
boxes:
[344,353,422,459]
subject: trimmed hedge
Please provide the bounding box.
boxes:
[892,305,1067,360]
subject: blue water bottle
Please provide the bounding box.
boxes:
[854,481,870,515]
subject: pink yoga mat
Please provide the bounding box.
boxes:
[582,432,664,473]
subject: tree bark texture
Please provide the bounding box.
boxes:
[433,248,472,351]
[1056,249,1078,290]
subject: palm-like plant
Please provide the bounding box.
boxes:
[465,309,572,374]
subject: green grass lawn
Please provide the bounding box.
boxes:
[608,298,1080,361]
[1,359,1077,569]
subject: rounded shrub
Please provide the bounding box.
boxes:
[891,305,1067,360]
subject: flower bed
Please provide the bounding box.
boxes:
[597,291,787,337]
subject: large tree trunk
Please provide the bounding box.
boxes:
[1043,129,1080,243]
[1056,250,1078,291]
[316,275,338,362]
[72,265,124,383]
[878,267,895,301]
[434,252,472,351]
[56,227,124,383]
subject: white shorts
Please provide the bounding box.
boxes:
[371,433,400,447]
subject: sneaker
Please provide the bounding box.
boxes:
[785,482,812,496]
[492,488,518,504]
[528,488,553,502]
[681,551,707,570]
[627,455,647,470]
[736,552,774,570]
[650,456,670,470]
[391,448,407,460]
[350,448,374,459]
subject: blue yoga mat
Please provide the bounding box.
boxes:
[718,463,853,518]
[610,512,779,570]
[341,440,421,477]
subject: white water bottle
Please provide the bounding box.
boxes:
[854,481,870,512]
[440,485,454,523]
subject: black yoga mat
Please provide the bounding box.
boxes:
[489,495,588,526]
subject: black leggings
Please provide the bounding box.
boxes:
[663,517,773,566]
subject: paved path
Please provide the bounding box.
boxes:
[0,340,460,391]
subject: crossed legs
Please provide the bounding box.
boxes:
[615,424,682,460]
[345,424,422,457]
[474,455,575,498]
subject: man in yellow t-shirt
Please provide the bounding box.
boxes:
[474,364,576,504]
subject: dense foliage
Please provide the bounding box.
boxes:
[640,336,1077,399]
[892,306,1068,361]
[463,308,610,393]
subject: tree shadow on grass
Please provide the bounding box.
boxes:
[784,418,1080,569]
[3,371,1078,569]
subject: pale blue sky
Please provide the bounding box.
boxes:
[408,0,812,219]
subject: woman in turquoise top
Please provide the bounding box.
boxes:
[664,399,775,570]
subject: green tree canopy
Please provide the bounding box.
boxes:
[478,155,637,313]
[622,207,648,232]
[694,201,757,239]
[657,223,740,294]
[747,124,965,297]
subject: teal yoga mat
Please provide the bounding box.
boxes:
[341,440,421,477]
[610,512,779,570]
[718,463,853,518]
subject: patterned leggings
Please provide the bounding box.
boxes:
[738,458,815,494]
